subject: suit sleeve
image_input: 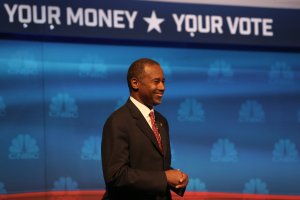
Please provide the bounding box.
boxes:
[101,116,168,194]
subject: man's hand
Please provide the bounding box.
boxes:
[165,169,188,188]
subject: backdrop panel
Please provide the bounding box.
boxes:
[0,39,299,197]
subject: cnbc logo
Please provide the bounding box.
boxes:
[81,136,101,160]
[9,134,39,160]
[49,93,78,118]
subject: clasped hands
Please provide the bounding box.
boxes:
[165,169,188,188]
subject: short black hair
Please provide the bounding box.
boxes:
[127,58,160,91]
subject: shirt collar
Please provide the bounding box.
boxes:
[130,96,153,119]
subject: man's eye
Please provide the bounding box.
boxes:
[153,79,165,84]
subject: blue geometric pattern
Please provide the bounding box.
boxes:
[9,134,39,160]
[207,60,233,82]
[53,177,79,191]
[81,136,101,160]
[210,138,238,162]
[0,96,6,117]
[78,56,107,78]
[49,93,78,118]
[269,62,294,84]
[1,40,300,195]
[0,182,7,194]
[7,51,39,75]
[239,100,265,123]
[186,178,207,192]
[243,178,269,194]
[272,139,298,162]
[177,98,205,122]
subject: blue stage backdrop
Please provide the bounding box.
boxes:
[0,0,300,198]
[0,39,299,196]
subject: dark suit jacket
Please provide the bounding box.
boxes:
[101,99,184,200]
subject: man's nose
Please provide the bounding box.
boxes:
[158,81,165,91]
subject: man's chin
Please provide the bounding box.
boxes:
[153,99,163,106]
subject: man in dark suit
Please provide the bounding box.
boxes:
[101,58,188,200]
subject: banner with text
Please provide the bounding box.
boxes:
[0,0,300,48]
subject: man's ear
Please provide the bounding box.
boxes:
[131,78,139,91]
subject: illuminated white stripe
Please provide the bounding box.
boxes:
[141,0,300,9]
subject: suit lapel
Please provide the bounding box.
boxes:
[126,100,164,156]
[136,118,164,156]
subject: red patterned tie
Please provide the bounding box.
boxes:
[149,111,163,152]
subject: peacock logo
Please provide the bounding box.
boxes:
[9,134,39,160]
[210,138,238,162]
[49,93,78,118]
[177,98,205,122]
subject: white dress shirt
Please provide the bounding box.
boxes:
[130,96,153,129]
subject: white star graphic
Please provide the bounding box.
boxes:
[143,11,165,33]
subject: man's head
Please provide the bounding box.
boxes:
[127,58,165,108]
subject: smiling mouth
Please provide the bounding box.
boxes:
[155,93,164,97]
